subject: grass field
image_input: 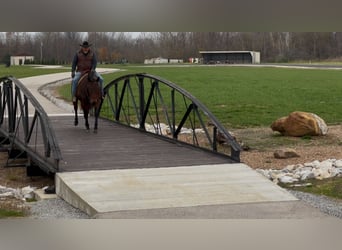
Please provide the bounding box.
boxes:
[0,64,69,78]
[98,65,342,128]
[3,64,342,128]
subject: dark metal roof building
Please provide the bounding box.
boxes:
[199,51,260,64]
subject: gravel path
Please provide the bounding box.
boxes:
[27,190,342,219]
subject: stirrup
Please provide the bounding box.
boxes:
[72,96,76,102]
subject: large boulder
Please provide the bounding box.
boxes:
[271,111,328,136]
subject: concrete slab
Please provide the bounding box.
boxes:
[56,163,299,218]
[34,188,57,201]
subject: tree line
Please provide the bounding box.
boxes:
[1,32,342,65]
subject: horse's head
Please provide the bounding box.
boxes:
[86,82,102,107]
[88,70,99,82]
[76,72,102,109]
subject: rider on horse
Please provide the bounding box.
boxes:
[71,41,105,102]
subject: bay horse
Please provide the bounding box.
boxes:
[73,70,102,133]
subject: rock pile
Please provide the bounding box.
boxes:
[257,159,342,184]
[0,185,37,201]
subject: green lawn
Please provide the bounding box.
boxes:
[3,64,342,128]
[99,65,342,128]
[0,64,70,78]
[0,208,25,218]
[281,177,342,200]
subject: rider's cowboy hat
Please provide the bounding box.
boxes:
[80,41,92,48]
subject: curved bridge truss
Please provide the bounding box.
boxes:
[0,76,61,174]
[102,73,241,162]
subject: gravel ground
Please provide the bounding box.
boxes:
[288,190,342,219]
[26,190,342,219]
[28,197,90,219]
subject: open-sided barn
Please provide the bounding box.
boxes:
[199,51,260,64]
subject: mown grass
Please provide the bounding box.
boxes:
[13,63,342,129]
[0,208,25,218]
[0,64,69,78]
[96,65,342,128]
[280,177,342,200]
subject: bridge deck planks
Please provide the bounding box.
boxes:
[49,116,234,172]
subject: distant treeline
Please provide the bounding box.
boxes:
[1,32,342,65]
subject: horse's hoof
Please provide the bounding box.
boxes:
[94,129,98,134]
[74,121,78,126]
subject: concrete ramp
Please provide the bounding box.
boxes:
[56,163,299,218]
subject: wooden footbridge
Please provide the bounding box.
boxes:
[0,73,241,175]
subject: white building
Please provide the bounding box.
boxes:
[10,54,34,66]
[144,57,183,64]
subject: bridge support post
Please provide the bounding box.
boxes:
[138,75,145,130]
[26,158,50,177]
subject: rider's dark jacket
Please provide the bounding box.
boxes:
[71,49,97,73]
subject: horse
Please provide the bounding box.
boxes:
[73,70,103,133]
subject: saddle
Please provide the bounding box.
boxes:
[87,70,100,82]
[77,70,99,86]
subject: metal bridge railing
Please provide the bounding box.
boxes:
[102,73,241,162]
[0,76,62,173]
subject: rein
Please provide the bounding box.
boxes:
[78,74,88,86]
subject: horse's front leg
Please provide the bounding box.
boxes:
[84,110,90,131]
[73,100,78,126]
[93,107,100,133]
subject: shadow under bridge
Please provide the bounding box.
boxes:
[101,73,241,163]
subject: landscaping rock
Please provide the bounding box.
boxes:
[258,158,342,184]
[274,148,300,159]
[271,111,328,136]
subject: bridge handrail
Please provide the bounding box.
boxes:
[103,73,241,162]
[0,76,61,173]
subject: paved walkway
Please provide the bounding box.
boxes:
[19,67,333,219]
[20,67,118,115]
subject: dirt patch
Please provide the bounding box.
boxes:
[234,124,342,170]
[0,152,54,189]
[0,152,54,216]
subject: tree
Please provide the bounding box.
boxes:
[1,32,342,65]
[98,47,108,63]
